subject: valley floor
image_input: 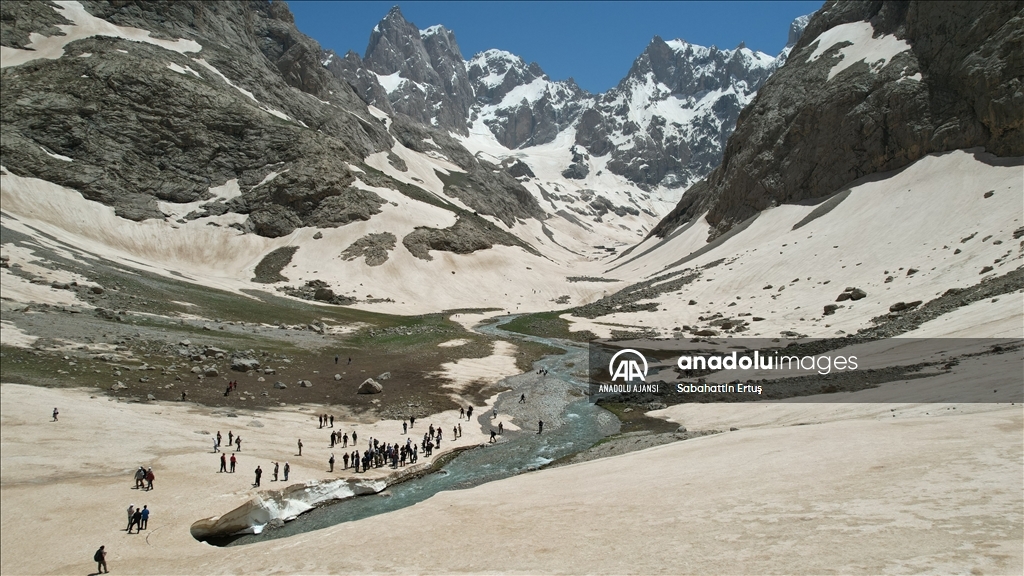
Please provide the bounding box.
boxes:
[1,376,1020,575]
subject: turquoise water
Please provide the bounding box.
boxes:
[216,319,617,546]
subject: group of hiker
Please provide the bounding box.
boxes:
[223,380,240,396]
[340,436,418,473]
[328,429,356,448]
[212,430,241,452]
[124,503,150,534]
[132,466,155,490]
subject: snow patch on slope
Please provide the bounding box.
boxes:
[0,0,201,69]
[807,21,911,81]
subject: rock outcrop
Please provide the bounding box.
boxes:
[341,232,397,266]
[403,215,538,261]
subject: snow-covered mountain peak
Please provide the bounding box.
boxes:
[467,49,539,93]
[419,24,447,38]
[325,9,809,193]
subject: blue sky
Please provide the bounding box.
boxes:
[288,1,823,93]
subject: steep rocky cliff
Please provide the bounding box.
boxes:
[651,0,1024,240]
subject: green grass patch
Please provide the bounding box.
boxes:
[595,400,680,434]
[511,339,567,372]
[498,311,596,342]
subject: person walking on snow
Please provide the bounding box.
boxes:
[52,407,59,422]
[329,453,335,472]
[129,508,142,534]
[297,439,303,456]
[94,546,108,574]
[219,453,227,473]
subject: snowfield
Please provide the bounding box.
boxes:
[573,150,1024,339]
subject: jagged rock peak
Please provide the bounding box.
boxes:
[778,13,813,60]
[360,5,474,132]
[467,48,591,149]
[788,14,812,47]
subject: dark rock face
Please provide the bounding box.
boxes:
[362,116,545,227]
[402,215,536,261]
[1,1,393,224]
[652,0,1024,239]
[0,0,71,49]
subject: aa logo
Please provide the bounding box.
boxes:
[608,349,648,382]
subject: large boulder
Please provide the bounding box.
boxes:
[889,300,923,312]
[231,357,261,372]
[358,378,383,394]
